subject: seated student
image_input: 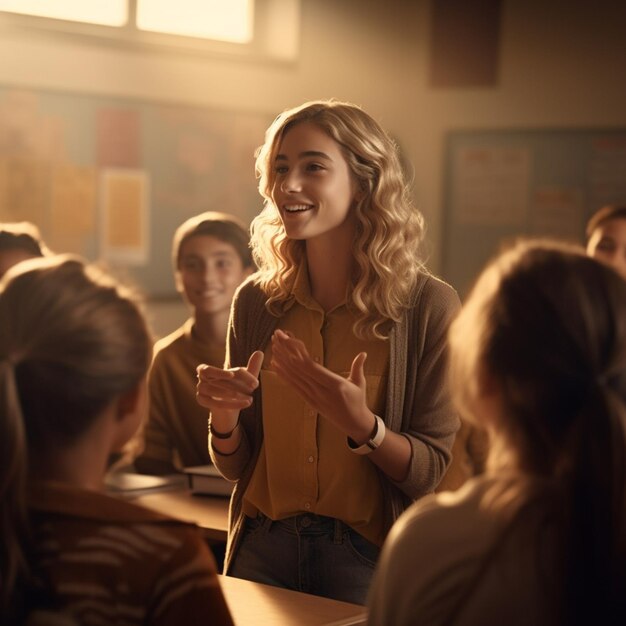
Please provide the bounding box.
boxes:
[586,204,626,280]
[0,256,234,626]
[134,212,254,475]
[0,221,49,278]
[435,418,488,492]
[367,240,626,626]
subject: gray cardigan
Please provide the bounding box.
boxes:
[210,272,461,572]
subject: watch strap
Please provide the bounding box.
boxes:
[347,415,386,455]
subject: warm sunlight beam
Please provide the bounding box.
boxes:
[0,0,127,26]
[136,0,253,43]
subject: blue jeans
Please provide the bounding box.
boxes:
[228,512,380,605]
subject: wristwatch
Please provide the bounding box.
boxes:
[347,415,386,455]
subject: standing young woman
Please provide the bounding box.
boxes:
[367,240,626,625]
[197,100,460,604]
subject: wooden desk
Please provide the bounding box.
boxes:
[219,575,367,626]
[134,489,229,541]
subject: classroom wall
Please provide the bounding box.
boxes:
[1,0,625,334]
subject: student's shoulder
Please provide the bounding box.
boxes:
[385,476,502,566]
[30,481,205,536]
[153,320,192,355]
[371,477,509,626]
[92,496,215,563]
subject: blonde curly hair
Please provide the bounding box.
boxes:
[251,99,426,339]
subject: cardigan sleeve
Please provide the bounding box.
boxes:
[392,276,462,500]
[208,280,256,479]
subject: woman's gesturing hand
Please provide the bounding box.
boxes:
[196,351,264,423]
[270,329,375,442]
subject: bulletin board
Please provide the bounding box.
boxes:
[0,86,273,296]
[442,128,626,297]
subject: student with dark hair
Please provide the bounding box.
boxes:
[0,256,233,625]
[586,204,626,280]
[0,221,49,278]
[134,211,254,475]
[367,240,626,625]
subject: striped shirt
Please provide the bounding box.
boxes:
[26,481,234,626]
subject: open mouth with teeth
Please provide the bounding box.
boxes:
[284,204,314,213]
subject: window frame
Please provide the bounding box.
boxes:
[0,0,299,63]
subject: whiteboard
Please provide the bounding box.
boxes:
[442,128,626,297]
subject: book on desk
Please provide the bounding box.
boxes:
[184,464,233,497]
[104,471,186,497]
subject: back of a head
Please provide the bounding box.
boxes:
[0,222,47,256]
[451,239,626,470]
[0,255,152,447]
[0,222,49,279]
[450,239,626,623]
[0,255,152,615]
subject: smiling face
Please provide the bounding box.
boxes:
[587,217,626,280]
[176,235,251,317]
[270,121,358,243]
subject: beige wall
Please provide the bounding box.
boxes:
[0,0,625,332]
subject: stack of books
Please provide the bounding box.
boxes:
[183,464,233,497]
[104,471,186,498]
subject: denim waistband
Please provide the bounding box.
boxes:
[252,511,344,541]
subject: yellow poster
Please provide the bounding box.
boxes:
[47,164,97,254]
[0,157,51,227]
[100,169,149,264]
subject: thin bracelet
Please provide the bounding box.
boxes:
[209,420,239,440]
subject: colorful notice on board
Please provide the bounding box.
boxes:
[453,146,531,225]
[100,168,149,265]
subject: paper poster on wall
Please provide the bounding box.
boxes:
[530,186,585,241]
[0,85,272,295]
[100,169,149,265]
[453,146,531,225]
[50,163,97,253]
[0,90,66,161]
[589,136,626,210]
[97,108,141,168]
[0,157,50,227]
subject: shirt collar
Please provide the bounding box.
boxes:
[288,256,348,313]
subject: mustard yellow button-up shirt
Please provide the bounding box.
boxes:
[243,263,390,546]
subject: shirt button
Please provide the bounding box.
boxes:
[313,356,320,363]
[308,409,315,417]
[304,502,311,510]
[307,455,314,463]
